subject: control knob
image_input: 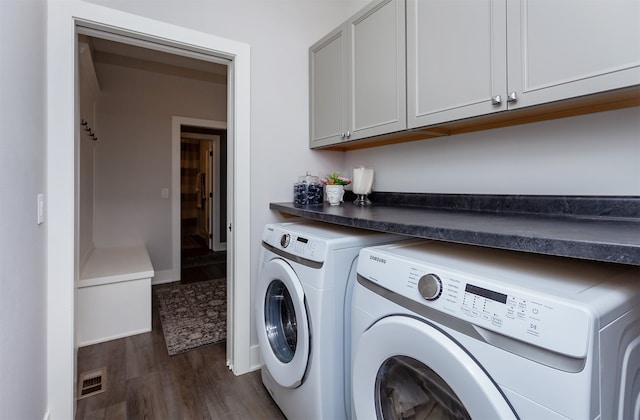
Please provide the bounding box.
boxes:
[418,273,443,301]
[280,234,291,248]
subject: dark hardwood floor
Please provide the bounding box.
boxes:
[181,234,227,285]
[75,294,285,420]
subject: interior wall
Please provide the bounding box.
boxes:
[78,123,96,265]
[78,42,98,265]
[92,56,226,279]
[343,107,640,195]
[0,0,48,419]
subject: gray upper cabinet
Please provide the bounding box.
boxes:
[407,0,507,128]
[310,0,406,149]
[408,0,640,129]
[506,0,640,110]
[310,26,348,148]
[312,0,639,149]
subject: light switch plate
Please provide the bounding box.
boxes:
[37,193,44,224]
[161,188,169,199]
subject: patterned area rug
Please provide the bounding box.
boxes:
[154,279,226,356]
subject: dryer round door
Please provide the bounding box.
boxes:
[352,315,517,420]
[256,258,310,389]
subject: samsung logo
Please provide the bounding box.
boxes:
[369,255,386,264]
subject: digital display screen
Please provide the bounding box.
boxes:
[465,284,507,304]
[296,237,308,244]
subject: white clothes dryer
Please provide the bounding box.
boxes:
[256,221,406,420]
[352,240,640,420]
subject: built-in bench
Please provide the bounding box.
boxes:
[76,245,154,347]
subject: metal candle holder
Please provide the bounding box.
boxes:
[353,194,372,206]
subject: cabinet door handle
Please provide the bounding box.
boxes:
[345,131,351,138]
[340,132,345,139]
[491,95,502,105]
[507,92,518,103]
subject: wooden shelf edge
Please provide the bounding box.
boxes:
[315,86,640,152]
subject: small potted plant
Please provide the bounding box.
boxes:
[321,172,351,206]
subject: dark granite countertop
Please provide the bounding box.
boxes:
[270,193,640,266]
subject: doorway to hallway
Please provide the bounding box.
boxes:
[48,4,252,414]
[180,126,228,284]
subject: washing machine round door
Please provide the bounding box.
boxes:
[256,258,310,388]
[352,315,517,419]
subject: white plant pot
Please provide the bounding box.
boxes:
[325,184,345,206]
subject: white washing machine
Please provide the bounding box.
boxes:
[352,240,640,420]
[256,221,407,420]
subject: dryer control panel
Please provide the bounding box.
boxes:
[358,246,594,359]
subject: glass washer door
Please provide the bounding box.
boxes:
[256,258,309,388]
[352,315,518,419]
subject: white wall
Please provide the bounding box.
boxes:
[344,107,640,195]
[0,1,48,419]
[78,43,99,265]
[91,58,226,276]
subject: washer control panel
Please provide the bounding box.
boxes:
[359,247,593,359]
[263,225,326,262]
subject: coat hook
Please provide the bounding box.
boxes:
[80,119,97,141]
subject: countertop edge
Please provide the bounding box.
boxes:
[270,201,640,266]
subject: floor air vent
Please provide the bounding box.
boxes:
[78,368,107,399]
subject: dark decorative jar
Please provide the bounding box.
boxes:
[294,172,324,206]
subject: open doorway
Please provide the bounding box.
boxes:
[75,22,244,369]
[180,126,228,284]
[48,4,252,414]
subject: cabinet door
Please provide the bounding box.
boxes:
[348,0,406,141]
[507,0,640,109]
[309,26,348,148]
[407,0,507,129]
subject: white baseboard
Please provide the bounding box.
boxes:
[250,344,263,372]
[152,269,178,285]
[77,327,152,347]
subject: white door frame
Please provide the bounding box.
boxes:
[210,136,227,252]
[47,2,251,418]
